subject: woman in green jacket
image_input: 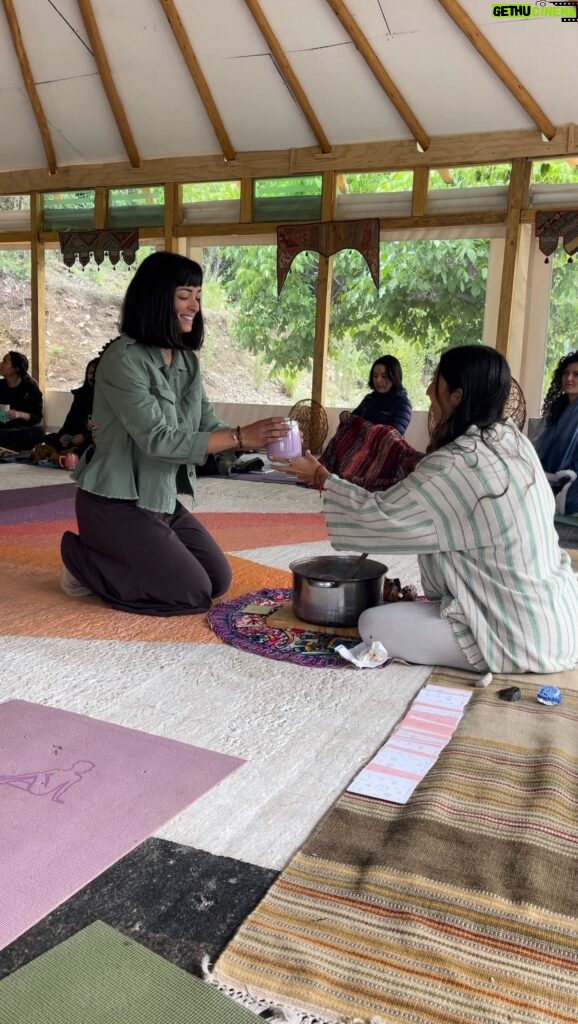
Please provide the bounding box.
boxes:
[60,251,288,616]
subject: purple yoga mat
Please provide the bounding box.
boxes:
[0,700,244,950]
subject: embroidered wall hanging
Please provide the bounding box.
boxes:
[535,210,578,263]
[277,219,380,294]
[59,229,139,269]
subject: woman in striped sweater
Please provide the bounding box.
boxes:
[278,345,578,674]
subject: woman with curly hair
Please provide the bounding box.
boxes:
[535,350,578,515]
[276,345,578,674]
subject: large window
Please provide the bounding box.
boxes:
[200,244,315,406]
[543,247,578,399]
[44,246,157,389]
[326,238,491,410]
[0,250,31,362]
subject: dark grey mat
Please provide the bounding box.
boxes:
[0,838,277,982]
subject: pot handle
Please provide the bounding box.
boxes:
[307,579,339,589]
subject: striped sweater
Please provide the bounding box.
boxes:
[324,422,578,673]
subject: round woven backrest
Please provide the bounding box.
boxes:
[289,398,329,455]
[503,377,526,430]
[427,376,527,438]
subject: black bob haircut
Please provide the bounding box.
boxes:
[120,251,204,351]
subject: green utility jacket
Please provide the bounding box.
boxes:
[73,334,230,513]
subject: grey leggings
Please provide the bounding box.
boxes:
[358,600,478,672]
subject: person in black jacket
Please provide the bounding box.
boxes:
[44,358,99,455]
[351,355,412,435]
[0,350,45,452]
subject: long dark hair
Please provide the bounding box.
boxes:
[367,354,403,390]
[541,349,578,426]
[7,350,30,381]
[120,251,204,350]
[428,345,512,453]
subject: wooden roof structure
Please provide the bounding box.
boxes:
[0,0,577,403]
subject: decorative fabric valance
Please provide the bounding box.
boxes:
[59,229,139,269]
[277,219,380,294]
[535,210,578,263]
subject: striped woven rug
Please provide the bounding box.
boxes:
[211,668,578,1024]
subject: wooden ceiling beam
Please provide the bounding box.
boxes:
[157,0,236,162]
[325,0,430,153]
[437,0,556,140]
[244,0,332,154]
[0,124,575,196]
[1,0,57,174]
[77,0,141,168]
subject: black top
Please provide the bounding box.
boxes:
[351,387,412,435]
[0,376,43,427]
[59,384,93,440]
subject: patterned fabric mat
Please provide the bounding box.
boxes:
[0,920,260,1024]
[211,668,578,1024]
[207,588,362,668]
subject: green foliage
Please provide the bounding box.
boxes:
[0,251,30,280]
[544,250,578,391]
[207,237,489,407]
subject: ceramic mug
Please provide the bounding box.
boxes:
[59,452,79,470]
[0,404,9,423]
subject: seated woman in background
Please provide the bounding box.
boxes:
[44,357,99,456]
[534,350,578,515]
[60,251,289,616]
[351,355,412,434]
[277,345,578,675]
[0,351,45,452]
[318,355,419,491]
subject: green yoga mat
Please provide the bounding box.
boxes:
[0,921,259,1024]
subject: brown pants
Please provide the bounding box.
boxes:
[61,489,232,616]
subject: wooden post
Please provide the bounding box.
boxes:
[311,171,335,411]
[495,158,531,358]
[94,187,108,229]
[239,178,252,223]
[411,167,429,217]
[29,191,45,392]
[163,182,185,254]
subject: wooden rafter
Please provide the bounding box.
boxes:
[437,0,556,141]
[1,0,57,173]
[244,0,332,154]
[77,0,141,168]
[325,0,430,153]
[157,0,236,162]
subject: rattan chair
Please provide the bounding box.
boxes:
[427,376,527,436]
[289,398,329,455]
[503,377,526,430]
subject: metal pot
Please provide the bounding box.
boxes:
[290,555,387,627]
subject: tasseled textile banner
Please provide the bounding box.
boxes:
[535,210,578,262]
[277,219,380,294]
[59,229,139,269]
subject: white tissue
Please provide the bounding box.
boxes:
[336,640,389,668]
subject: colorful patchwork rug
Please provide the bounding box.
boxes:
[208,588,361,668]
[0,485,330,644]
[211,668,578,1024]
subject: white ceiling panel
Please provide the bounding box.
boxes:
[291,43,410,144]
[0,0,574,173]
[14,0,94,82]
[37,76,130,165]
[0,90,46,170]
[203,54,315,152]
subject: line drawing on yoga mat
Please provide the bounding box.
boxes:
[0,760,95,804]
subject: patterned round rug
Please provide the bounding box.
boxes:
[207,587,361,668]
